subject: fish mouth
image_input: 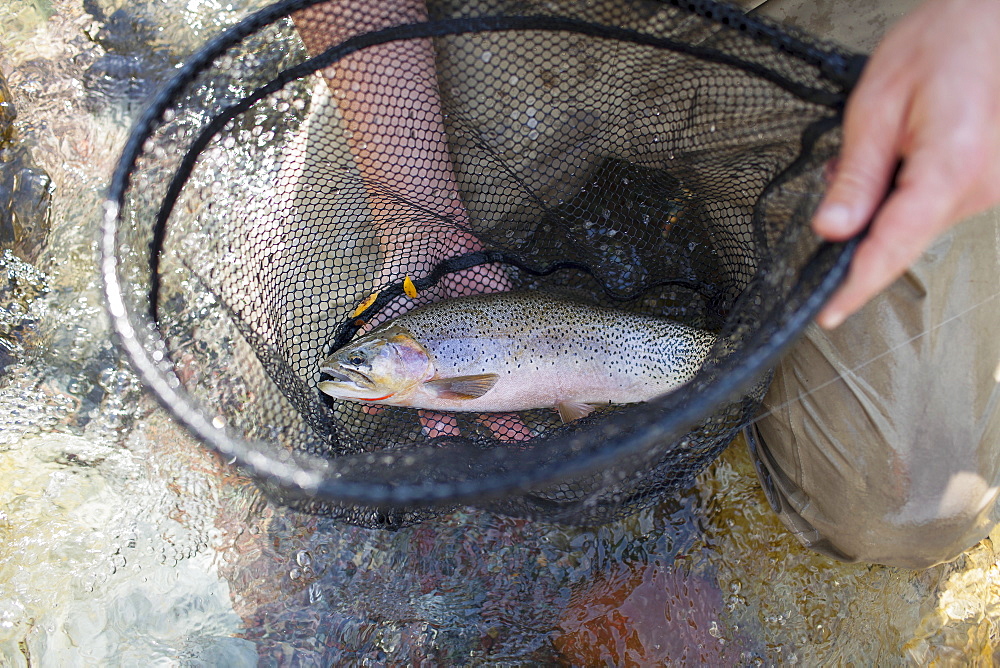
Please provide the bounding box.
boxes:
[318,365,395,402]
[320,365,373,388]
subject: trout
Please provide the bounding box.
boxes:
[318,291,715,422]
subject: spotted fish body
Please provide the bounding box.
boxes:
[319,291,715,421]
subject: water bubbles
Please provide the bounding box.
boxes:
[308,582,324,605]
[764,612,787,627]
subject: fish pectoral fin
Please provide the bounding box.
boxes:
[424,373,500,400]
[557,401,597,423]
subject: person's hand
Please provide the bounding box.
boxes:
[812,0,1000,329]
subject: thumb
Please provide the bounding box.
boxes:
[812,70,908,241]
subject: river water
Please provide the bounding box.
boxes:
[1,0,999,664]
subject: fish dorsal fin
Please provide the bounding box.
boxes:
[557,401,596,423]
[424,373,499,400]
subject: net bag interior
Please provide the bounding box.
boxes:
[102,0,863,527]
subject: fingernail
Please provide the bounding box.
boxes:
[815,202,854,236]
[818,307,846,330]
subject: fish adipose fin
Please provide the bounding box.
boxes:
[424,373,500,400]
[557,401,596,423]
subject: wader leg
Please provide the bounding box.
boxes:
[748,0,1000,568]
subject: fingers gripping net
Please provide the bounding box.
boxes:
[103,0,862,527]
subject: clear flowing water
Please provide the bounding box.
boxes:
[1,0,999,664]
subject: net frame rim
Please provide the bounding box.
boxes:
[100,0,865,507]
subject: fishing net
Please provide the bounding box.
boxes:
[102,0,864,527]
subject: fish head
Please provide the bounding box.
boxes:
[318,326,432,402]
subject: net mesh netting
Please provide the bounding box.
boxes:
[102,0,863,527]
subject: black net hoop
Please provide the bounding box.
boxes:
[102,0,864,527]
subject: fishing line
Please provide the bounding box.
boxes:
[746,285,1000,427]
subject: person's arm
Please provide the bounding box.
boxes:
[811,0,1000,329]
[295,2,523,439]
[293,0,496,288]
[294,0,464,218]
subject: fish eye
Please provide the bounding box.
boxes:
[347,353,365,366]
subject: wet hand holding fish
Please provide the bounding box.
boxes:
[318,292,715,422]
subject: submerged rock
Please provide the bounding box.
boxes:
[81,5,183,111]
[0,249,48,377]
[0,72,52,263]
